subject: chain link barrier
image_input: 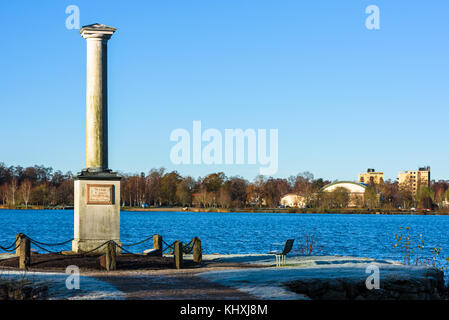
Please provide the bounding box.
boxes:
[27,238,74,247]
[183,239,195,254]
[0,238,23,252]
[1,235,199,257]
[111,240,142,257]
[161,238,198,254]
[162,239,175,253]
[121,235,155,247]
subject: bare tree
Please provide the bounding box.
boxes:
[217,187,232,208]
[0,184,8,205]
[20,179,32,208]
[9,178,18,206]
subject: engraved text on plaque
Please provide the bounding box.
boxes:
[86,184,113,205]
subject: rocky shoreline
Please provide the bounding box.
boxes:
[285,268,446,300]
[0,280,49,300]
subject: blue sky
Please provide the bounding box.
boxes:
[0,1,448,181]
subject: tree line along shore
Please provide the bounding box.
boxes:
[1,205,448,215]
[1,163,449,213]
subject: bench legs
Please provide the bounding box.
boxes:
[275,254,287,267]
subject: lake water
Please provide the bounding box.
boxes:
[1,210,449,264]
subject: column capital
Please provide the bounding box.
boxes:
[80,23,116,40]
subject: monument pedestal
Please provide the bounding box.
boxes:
[72,171,121,253]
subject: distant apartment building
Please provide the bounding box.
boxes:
[398,166,431,194]
[358,169,384,185]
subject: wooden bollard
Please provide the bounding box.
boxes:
[193,237,202,263]
[153,234,162,256]
[105,241,116,271]
[15,234,22,257]
[16,234,30,270]
[174,241,183,269]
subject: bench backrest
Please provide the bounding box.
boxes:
[282,239,295,255]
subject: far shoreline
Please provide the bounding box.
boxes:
[1,205,449,216]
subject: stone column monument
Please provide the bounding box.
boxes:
[72,24,121,253]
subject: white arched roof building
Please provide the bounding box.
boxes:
[321,181,367,207]
[280,194,307,208]
[321,181,367,194]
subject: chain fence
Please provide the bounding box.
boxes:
[0,234,199,257]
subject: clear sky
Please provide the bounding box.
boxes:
[0,1,448,181]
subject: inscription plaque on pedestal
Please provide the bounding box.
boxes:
[86,184,113,205]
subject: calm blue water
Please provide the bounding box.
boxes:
[1,210,448,263]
